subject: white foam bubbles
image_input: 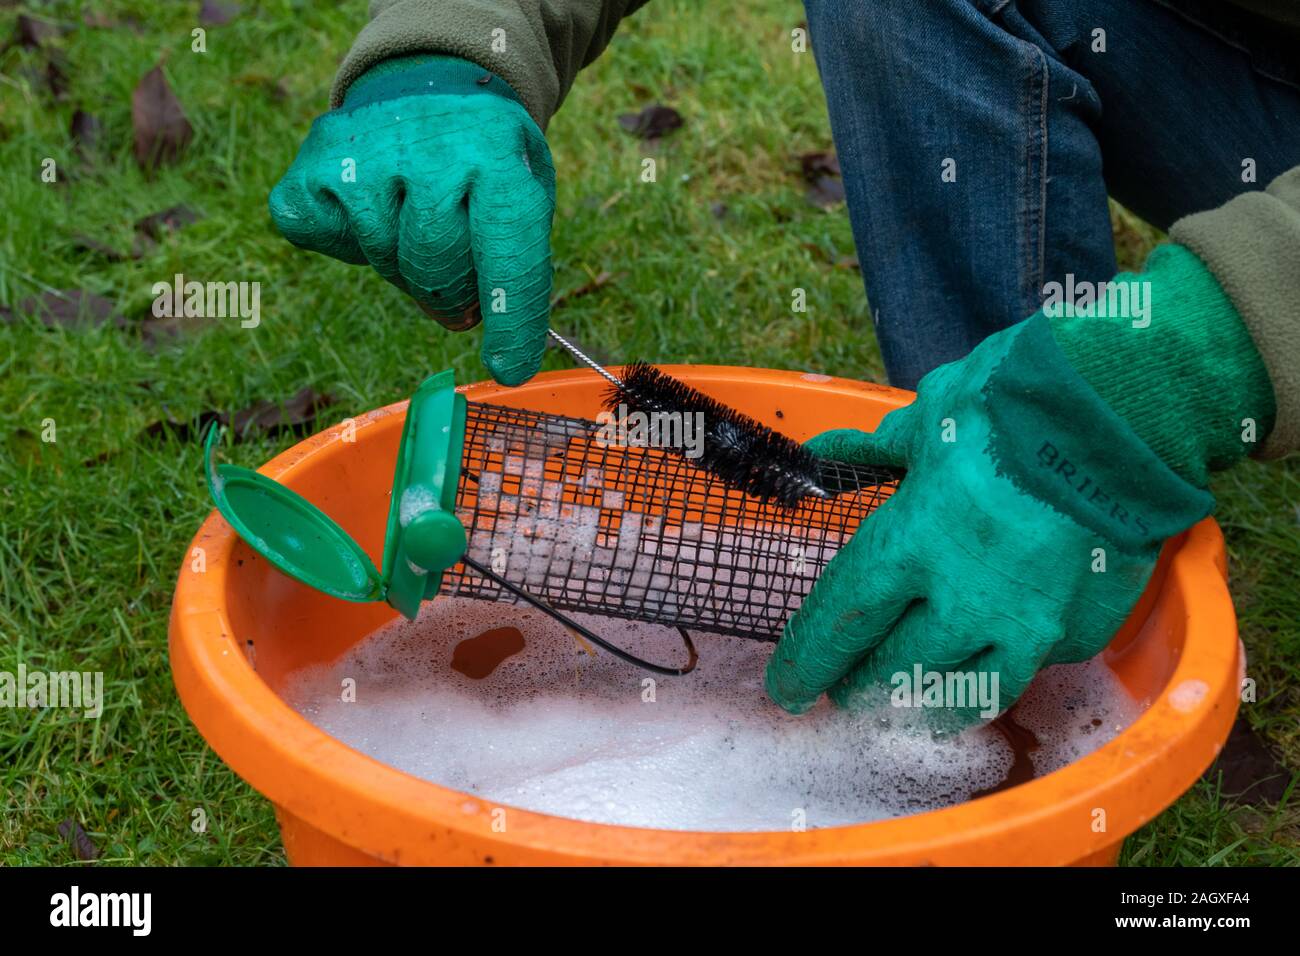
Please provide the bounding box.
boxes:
[398,484,439,527]
[283,598,1140,832]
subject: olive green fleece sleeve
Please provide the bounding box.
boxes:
[330,0,650,129]
[1170,165,1300,460]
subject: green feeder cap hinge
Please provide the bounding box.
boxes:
[204,370,467,620]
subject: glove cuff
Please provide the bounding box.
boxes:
[342,54,528,116]
[1048,244,1277,487]
[982,314,1214,554]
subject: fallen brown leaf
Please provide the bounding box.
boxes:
[228,387,338,439]
[67,204,196,263]
[799,151,847,208]
[617,104,684,140]
[57,820,100,862]
[132,65,194,171]
[799,151,840,180]
[70,109,102,155]
[0,290,123,329]
[199,0,242,26]
[91,388,339,466]
[68,234,135,262]
[1203,718,1293,805]
[135,204,201,240]
[807,175,845,208]
[802,242,861,271]
[13,13,59,47]
[40,50,71,98]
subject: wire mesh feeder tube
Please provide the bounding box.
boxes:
[441,401,896,642]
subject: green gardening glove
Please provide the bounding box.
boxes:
[766,244,1275,724]
[269,55,556,386]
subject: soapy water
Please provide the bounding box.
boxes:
[284,597,1141,832]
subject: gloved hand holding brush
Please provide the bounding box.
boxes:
[268,55,556,386]
[766,244,1278,724]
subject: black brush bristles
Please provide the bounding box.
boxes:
[606,361,841,507]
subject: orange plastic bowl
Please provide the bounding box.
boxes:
[169,367,1241,865]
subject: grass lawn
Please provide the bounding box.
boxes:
[1,0,1296,865]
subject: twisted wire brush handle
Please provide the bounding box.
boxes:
[547,328,623,388]
[546,326,904,498]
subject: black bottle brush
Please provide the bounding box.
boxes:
[546,329,904,506]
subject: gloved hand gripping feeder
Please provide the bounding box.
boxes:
[206,370,898,674]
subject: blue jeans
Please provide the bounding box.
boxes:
[805,0,1300,388]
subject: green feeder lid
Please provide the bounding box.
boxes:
[204,423,382,602]
[203,369,467,619]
